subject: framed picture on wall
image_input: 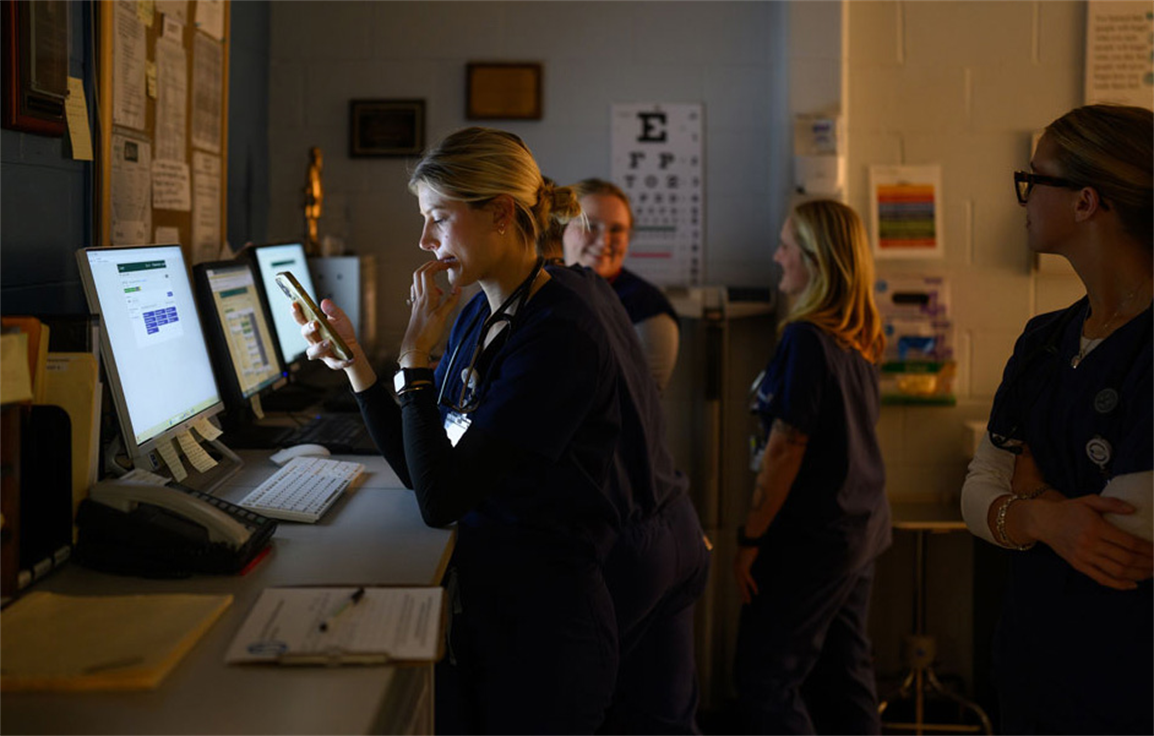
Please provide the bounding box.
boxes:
[2,0,70,136]
[348,99,425,157]
[466,63,542,120]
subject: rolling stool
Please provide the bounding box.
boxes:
[878,506,992,735]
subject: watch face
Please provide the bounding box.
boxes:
[394,370,406,393]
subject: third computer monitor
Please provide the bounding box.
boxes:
[247,242,316,371]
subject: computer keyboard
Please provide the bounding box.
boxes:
[237,456,365,523]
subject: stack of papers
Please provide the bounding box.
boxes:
[225,586,444,666]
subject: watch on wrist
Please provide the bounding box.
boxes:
[736,526,764,548]
[393,367,434,395]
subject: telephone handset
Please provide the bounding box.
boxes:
[89,480,252,548]
[75,478,278,577]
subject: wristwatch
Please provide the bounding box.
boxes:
[393,367,434,395]
[736,526,764,548]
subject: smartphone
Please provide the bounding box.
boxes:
[274,271,354,361]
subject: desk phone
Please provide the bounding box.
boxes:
[75,477,278,577]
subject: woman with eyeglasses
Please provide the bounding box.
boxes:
[961,104,1152,734]
[561,178,681,394]
[292,127,634,733]
[733,199,889,734]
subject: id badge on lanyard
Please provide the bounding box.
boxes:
[445,411,471,448]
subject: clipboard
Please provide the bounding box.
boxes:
[224,585,446,667]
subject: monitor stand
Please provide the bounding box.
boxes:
[135,438,243,495]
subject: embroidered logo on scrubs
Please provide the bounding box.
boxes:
[1093,388,1119,414]
[1085,435,1112,471]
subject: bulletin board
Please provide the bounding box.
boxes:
[96,0,230,266]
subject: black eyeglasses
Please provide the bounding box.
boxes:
[1013,170,1082,204]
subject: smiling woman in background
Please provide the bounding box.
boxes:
[961,103,1153,735]
[563,178,681,393]
[733,199,889,735]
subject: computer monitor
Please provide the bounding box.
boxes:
[246,242,315,372]
[192,259,288,412]
[77,244,241,489]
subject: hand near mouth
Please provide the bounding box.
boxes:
[399,258,463,367]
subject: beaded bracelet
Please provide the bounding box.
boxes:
[994,494,1036,551]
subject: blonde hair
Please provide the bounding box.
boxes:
[409,127,582,249]
[1045,104,1153,246]
[784,200,885,363]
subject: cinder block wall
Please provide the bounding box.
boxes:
[846,0,1089,697]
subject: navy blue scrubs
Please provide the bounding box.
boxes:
[986,297,1152,735]
[551,265,711,734]
[735,321,890,735]
[609,267,679,326]
[428,276,625,734]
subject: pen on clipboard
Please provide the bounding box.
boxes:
[318,587,366,632]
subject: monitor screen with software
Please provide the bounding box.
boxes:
[77,244,239,487]
[247,242,315,370]
[193,260,287,409]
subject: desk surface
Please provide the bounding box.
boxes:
[2,450,454,735]
[890,500,966,532]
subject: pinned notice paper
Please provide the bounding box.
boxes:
[193,417,222,441]
[176,430,217,473]
[154,437,188,481]
[65,77,94,161]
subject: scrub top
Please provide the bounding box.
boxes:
[610,267,679,327]
[986,297,1152,734]
[548,265,690,522]
[434,271,625,561]
[752,321,890,574]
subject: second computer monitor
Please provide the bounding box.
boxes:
[247,242,315,370]
[193,260,287,409]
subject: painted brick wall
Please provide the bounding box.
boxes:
[846,0,1091,702]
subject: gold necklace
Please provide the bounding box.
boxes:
[1071,282,1148,368]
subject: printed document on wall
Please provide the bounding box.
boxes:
[194,0,225,41]
[1084,0,1154,109]
[611,103,704,286]
[155,0,188,25]
[869,165,944,260]
[112,1,146,131]
[192,152,221,264]
[154,36,188,162]
[191,33,223,154]
[152,160,191,211]
[111,134,152,245]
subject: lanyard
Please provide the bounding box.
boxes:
[437,257,545,414]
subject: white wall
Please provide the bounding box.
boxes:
[268,1,791,355]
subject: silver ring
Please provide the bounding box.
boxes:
[405,297,414,306]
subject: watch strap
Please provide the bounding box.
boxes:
[394,367,435,395]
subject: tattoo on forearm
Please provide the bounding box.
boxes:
[772,419,809,446]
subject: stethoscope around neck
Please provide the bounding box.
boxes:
[983,299,1154,479]
[436,257,546,415]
